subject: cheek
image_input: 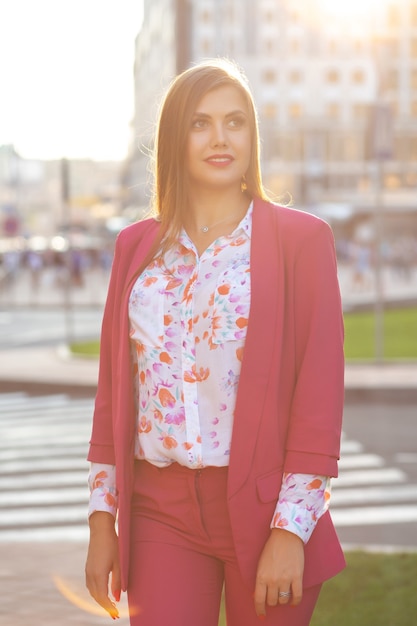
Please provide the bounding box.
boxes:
[186,135,204,161]
[238,132,252,166]
[184,139,195,171]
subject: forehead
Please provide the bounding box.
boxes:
[193,84,249,114]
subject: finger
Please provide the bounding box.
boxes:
[290,579,303,606]
[86,575,120,619]
[111,571,121,603]
[93,591,120,619]
[253,580,267,617]
[266,585,279,607]
[277,589,292,605]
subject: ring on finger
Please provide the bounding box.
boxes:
[278,591,292,598]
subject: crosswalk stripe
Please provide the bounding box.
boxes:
[331,484,417,507]
[332,505,417,526]
[1,392,417,543]
[340,439,363,454]
[335,467,406,487]
[1,456,88,473]
[338,453,384,470]
[0,526,89,542]
[0,471,87,490]
[0,505,87,527]
[0,444,87,461]
[0,486,89,507]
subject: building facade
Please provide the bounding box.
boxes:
[124,0,417,237]
[0,145,124,238]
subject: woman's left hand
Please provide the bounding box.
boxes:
[254,528,304,618]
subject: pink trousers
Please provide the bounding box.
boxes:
[127,461,321,626]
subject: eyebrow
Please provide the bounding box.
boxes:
[192,109,247,118]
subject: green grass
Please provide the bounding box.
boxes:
[70,307,417,361]
[217,551,417,626]
[344,306,417,360]
[69,340,101,358]
[310,551,417,626]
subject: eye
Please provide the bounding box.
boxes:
[228,115,246,129]
[191,117,209,129]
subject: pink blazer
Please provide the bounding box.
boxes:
[88,197,346,591]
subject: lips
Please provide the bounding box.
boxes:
[205,154,234,166]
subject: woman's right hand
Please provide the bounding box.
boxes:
[85,512,121,620]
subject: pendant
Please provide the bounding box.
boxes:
[201,226,209,233]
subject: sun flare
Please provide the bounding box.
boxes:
[52,575,137,618]
[319,0,388,19]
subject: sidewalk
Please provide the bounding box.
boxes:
[0,343,415,401]
[1,541,130,626]
[1,260,416,624]
[0,348,415,625]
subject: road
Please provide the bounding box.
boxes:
[335,400,417,550]
[1,260,417,349]
[0,390,416,550]
[0,309,103,349]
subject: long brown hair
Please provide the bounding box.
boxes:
[149,58,270,257]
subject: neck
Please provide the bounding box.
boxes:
[186,187,251,232]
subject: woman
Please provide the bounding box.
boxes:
[85,58,345,625]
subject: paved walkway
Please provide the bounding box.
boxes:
[0,343,415,399]
[1,357,415,626]
[1,542,130,626]
[1,263,416,625]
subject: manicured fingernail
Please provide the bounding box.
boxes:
[258,615,266,621]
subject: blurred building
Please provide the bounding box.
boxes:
[0,145,124,237]
[124,0,417,240]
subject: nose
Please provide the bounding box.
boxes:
[211,122,227,147]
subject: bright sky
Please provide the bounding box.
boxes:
[0,0,143,161]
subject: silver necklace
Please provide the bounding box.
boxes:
[199,212,241,233]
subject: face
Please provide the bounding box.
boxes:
[185,85,252,194]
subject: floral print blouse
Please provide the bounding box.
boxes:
[89,203,330,543]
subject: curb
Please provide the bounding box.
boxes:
[0,378,415,403]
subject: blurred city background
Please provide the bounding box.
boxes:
[0,1,416,625]
[1,0,417,353]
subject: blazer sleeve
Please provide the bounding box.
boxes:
[284,219,344,477]
[87,231,124,464]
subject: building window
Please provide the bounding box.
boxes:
[289,103,303,118]
[387,38,400,59]
[353,103,369,121]
[354,39,364,54]
[345,136,361,161]
[411,137,417,160]
[265,39,274,54]
[263,69,276,83]
[201,39,211,56]
[328,39,337,54]
[284,135,303,161]
[389,99,399,116]
[327,134,344,161]
[387,70,399,90]
[327,102,340,119]
[388,6,400,27]
[410,2,417,26]
[289,70,302,83]
[290,10,301,24]
[290,39,301,54]
[327,69,340,84]
[352,69,365,84]
[263,103,277,119]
